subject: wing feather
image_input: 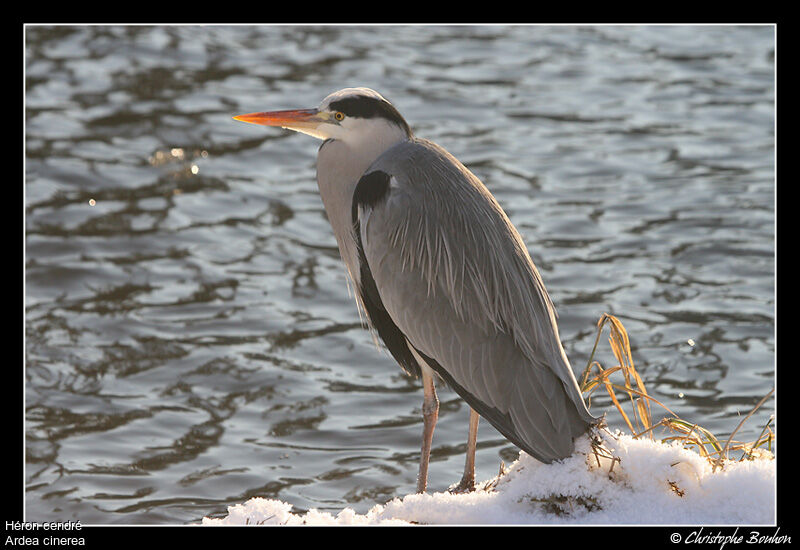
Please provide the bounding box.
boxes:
[357,138,598,462]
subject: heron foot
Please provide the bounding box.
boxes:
[449,477,476,494]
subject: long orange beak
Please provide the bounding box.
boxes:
[233,108,321,129]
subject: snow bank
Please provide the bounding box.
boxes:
[201,431,775,525]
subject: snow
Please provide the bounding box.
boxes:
[201,430,775,526]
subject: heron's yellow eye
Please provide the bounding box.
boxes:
[334,111,345,121]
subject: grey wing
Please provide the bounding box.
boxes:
[357,139,598,463]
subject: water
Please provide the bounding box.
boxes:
[24,25,775,524]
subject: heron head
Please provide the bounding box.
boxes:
[233,87,412,145]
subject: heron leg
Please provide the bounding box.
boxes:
[451,407,479,493]
[416,367,438,493]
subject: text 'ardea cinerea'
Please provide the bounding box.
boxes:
[234,87,598,494]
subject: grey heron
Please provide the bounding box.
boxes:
[234,87,598,494]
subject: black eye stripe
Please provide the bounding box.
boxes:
[328,95,411,135]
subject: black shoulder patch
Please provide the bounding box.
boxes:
[351,170,420,378]
[352,170,391,218]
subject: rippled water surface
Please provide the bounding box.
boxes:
[25,25,775,524]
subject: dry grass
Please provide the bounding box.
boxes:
[579,313,775,469]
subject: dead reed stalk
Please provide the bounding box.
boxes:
[579,313,775,468]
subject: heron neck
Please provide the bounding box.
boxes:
[315,127,409,285]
